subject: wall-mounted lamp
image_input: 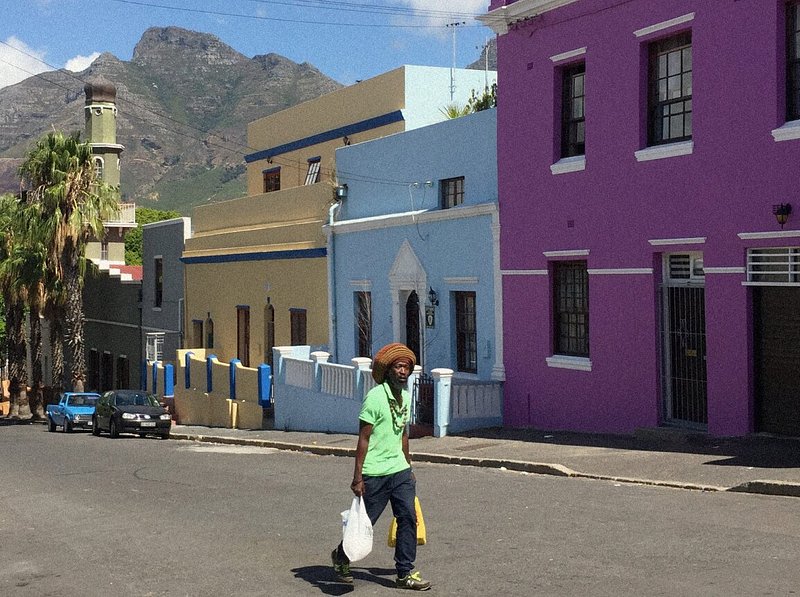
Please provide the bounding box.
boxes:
[266,157,273,164]
[773,203,792,229]
[427,286,439,307]
[335,183,348,200]
[342,135,351,146]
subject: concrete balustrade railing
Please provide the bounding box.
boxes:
[143,345,503,436]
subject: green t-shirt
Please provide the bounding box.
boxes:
[359,382,412,477]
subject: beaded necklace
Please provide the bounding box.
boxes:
[384,384,408,431]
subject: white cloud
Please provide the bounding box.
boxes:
[64,52,101,73]
[397,0,489,23]
[0,36,49,89]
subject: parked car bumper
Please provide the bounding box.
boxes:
[119,420,171,434]
[67,415,94,429]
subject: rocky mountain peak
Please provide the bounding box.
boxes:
[132,26,246,67]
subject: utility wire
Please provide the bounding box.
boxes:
[0,14,482,191]
[105,0,491,29]
[241,0,487,20]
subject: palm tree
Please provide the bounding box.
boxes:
[0,194,31,418]
[439,103,471,119]
[18,131,118,392]
[12,212,51,418]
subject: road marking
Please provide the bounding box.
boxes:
[179,444,280,455]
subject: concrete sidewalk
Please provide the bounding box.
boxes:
[170,424,800,498]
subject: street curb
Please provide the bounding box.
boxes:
[173,431,800,496]
[726,480,800,498]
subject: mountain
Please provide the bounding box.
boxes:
[0,27,342,214]
[468,38,497,72]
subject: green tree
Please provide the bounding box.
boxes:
[440,84,498,120]
[18,131,118,392]
[124,207,181,265]
[467,83,497,112]
[0,194,31,418]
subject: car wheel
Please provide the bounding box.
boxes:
[92,416,101,436]
[47,417,56,432]
[139,433,148,438]
[159,432,170,440]
[109,418,120,438]
[63,419,72,433]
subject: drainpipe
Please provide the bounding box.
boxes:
[327,200,342,362]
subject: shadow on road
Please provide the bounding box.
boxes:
[292,565,395,595]
[456,426,800,469]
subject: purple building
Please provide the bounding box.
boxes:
[481,0,800,436]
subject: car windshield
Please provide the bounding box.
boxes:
[69,395,98,406]
[115,393,159,407]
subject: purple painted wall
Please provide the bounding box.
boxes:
[492,0,800,435]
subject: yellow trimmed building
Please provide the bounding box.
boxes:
[181,65,498,367]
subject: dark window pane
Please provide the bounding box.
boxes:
[553,261,589,357]
[455,292,477,373]
[648,33,692,145]
[561,62,586,158]
[789,3,800,120]
[440,176,465,209]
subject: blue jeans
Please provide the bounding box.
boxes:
[336,467,417,577]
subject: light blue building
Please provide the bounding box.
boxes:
[329,108,503,382]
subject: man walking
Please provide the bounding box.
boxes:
[331,342,431,591]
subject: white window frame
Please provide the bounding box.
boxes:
[146,332,165,362]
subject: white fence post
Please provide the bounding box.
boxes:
[431,368,454,438]
[311,351,330,392]
[351,357,372,400]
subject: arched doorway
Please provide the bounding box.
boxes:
[405,291,421,366]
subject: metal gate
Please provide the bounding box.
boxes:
[659,253,708,428]
[659,284,707,427]
[412,373,434,426]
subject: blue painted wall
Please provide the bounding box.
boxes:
[333,109,501,381]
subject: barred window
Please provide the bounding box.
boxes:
[553,261,589,357]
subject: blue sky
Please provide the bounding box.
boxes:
[0,0,495,89]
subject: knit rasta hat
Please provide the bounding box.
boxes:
[371,342,416,383]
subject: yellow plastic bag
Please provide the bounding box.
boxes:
[388,496,427,547]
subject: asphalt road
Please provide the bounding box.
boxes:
[1,424,799,596]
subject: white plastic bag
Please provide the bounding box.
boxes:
[341,496,373,562]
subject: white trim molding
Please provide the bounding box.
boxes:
[743,281,800,287]
[550,155,586,175]
[703,267,745,274]
[550,46,587,63]
[478,0,581,35]
[648,236,706,246]
[587,268,653,275]
[333,203,497,234]
[543,249,590,257]
[771,119,800,142]
[501,269,549,276]
[349,279,373,290]
[444,277,479,285]
[635,141,693,162]
[634,13,695,38]
[546,355,592,371]
[738,230,800,240]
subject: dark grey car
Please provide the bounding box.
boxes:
[92,390,171,439]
